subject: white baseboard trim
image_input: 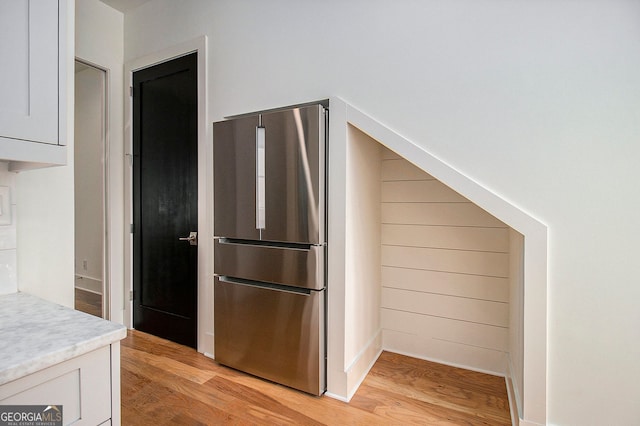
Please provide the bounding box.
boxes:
[384,347,507,378]
[344,329,382,372]
[506,353,523,418]
[324,391,349,402]
[75,274,102,294]
[74,286,102,295]
[326,333,530,424]
[519,420,545,426]
[75,273,102,282]
[324,342,382,403]
[346,346,383,402]
[505,376,519,426]
[337,329,383,402]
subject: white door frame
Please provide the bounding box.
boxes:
[74,57,111,320]
[123,36,211,355]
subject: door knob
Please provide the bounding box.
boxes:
[179,231,198,246]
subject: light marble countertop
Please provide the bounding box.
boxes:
[0,292,127,386]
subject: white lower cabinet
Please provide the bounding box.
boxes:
[0,345,119,425]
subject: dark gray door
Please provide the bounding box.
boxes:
[133,53,198,348]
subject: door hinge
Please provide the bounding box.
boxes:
[129,86,133,97]
[129,290,134,301]
[130,223,134,234]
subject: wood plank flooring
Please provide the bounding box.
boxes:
[121,330,511,425]
[74,288,102,318]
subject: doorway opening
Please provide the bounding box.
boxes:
[123,36,209,354]
[74,60,109,319]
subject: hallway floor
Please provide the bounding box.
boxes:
[74,288,101,318]
[121,330,511,425]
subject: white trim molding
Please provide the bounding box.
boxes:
[123,36,211,355]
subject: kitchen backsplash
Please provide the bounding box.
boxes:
[0,162,17,295]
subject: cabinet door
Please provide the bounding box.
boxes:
[0,346,112,426]
[0,1,60,145]
[213,115,261,240]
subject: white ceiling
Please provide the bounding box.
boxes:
[99,0,152,13]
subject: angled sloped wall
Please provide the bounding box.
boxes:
[328,97,547,425]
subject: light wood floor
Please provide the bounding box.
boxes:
[121,330,511,425]
[74,288,102,318]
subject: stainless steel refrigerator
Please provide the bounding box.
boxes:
[213,102,327,395]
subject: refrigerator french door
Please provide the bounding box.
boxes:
[213,103,327,395]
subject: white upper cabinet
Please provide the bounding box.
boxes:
[0,0,67,167]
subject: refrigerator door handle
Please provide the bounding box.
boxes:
[256,126,266,230]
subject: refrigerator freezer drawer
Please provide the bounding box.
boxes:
[214,276,326,395]
[214,239,324,290]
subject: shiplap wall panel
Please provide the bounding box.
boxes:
[382,202,507,228]
[381,159,435,181]
[382,224,509,252]
[382,245,509,277]
[382,181,468,203]
[381,287,509,327]
[381,149,401,160]
[383,329,508,375]
[380,146,510,375]
[381,267,509,302]
[382,308,508,351]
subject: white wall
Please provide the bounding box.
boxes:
[76,0,124,321]
[74,65,104,293]
[16,1,75,307]
[380,146,510,375]
[0,164,18,295]
[121,1,640,424]
[344,125,382,392]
